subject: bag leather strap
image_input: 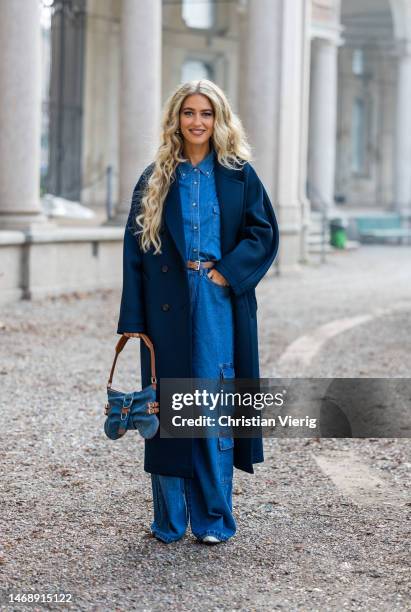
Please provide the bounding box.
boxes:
[107,333,157,390]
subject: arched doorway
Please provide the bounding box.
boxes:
[336,0,396,211]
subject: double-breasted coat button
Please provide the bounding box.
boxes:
[161,303,170,312]
[161,265,169,273]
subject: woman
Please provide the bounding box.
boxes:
[117,79,279,544]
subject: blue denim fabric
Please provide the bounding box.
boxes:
[177,149,221,262]
[105,385,159,440]
[150,154,236,543]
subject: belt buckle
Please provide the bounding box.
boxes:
[194,260,201,271]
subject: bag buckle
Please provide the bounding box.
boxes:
[147,402,159,414]
[120,398,133,421]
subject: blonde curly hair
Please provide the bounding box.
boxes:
[134,79,252,254]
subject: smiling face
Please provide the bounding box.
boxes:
[179,94,215,147]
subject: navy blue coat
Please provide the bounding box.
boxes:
[117,158,279,477]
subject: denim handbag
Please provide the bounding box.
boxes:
[104,334,159,440]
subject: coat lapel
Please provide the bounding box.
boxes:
[164,160,245,263]
[214,161,245,255]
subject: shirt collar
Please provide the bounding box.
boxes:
[178,149,215,177]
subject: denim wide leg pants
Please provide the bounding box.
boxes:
[150,267,237,543]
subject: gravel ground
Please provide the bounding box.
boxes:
[0,245,410,611]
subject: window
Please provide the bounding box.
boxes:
[351,97,366,174]
[182,0,214,30]
[352,49,364,76]
[181,59,212,82]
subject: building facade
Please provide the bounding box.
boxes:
[1,0,410,301]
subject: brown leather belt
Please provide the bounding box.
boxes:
[187,260,215,271]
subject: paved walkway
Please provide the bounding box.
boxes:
[0,245,409,611]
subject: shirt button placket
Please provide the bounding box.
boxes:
[191,170,200,260]
[195,172,200,259]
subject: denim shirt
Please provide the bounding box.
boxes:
[177,149,221,262]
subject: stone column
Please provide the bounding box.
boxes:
[238,0,310,272]
[394,42,411,216]
[238,0,282,200]
[82,0,120,213]
[298,0,313,264]
[113,0,162,224]
[0,1,45,229]
[308,37,340,211]
[275,0,309,271]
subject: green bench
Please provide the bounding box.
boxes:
[355,214,411,244]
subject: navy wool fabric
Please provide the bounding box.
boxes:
[117,157,280,478]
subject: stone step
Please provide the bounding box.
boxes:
[308,244,335,255]
[308,234,330,245]
[309,239,360,254]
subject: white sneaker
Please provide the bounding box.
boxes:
[202,535,221,544]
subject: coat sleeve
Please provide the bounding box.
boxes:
[116,170,151,335]
[213,163,279,296]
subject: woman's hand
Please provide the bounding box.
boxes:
[207,269,229,287]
